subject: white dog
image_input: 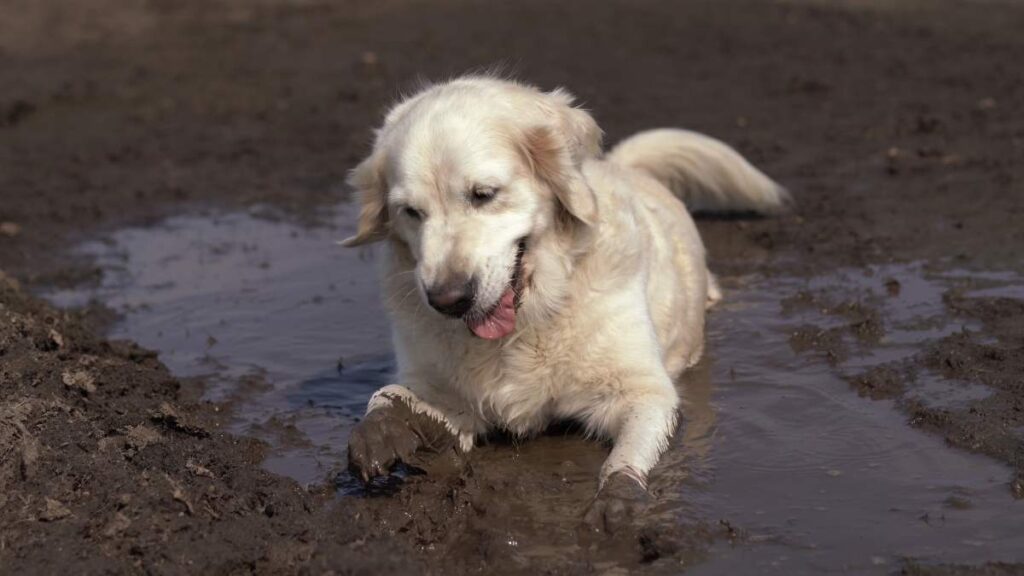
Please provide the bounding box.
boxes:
[344,76,787,527]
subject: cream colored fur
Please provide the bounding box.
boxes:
[345,76,787,489]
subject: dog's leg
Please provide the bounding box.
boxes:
[596,383,679,487]
[365,384,472,446]
[583,380,679,533]
[348,384,474,482]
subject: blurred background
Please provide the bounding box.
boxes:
[2,0,1021,280]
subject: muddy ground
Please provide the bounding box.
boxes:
[1,0,1023,573]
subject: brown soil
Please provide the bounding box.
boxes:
[0,272,416,573]
[849,291,1024,499]
[2,0,1023,573]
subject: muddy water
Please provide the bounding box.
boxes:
[45,205,392,485]
[665,269,1024,573]
[43,208,1024,570]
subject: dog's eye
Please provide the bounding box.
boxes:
[401,206,424,221]
[470,185,499,206]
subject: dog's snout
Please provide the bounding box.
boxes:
[426,277,476,317]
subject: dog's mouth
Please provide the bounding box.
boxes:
[465,237,528,340]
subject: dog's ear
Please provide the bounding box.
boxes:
[522,89,602,227]
[523,126,596,226]
[341,150,389,247]
[546,88,603,162]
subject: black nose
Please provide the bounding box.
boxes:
[425,277,476,317]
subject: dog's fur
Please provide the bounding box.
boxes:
[345,76,788,491]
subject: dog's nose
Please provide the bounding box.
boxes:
[425,278,476,317]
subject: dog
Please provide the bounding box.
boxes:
[344,76,788,528]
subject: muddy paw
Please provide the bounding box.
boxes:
[347,398,460,484]
[582,470,650,535]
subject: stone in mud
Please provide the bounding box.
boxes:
[125,424,164,452]
[40,498,71,522]
[151,401,209,437]
[61,369,97,395]
[47,329,64,349]
[186,458,214,478]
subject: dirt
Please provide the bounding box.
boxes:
[0,272,416,573]
[346,393,465,482]
[849,291,1024,499]
[2,0,1024,573]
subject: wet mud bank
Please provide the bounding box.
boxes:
[4,0,1024,573]
[0,273,415,573]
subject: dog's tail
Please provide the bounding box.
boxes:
[607,128,791,214]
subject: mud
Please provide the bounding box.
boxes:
[3,0,1024,573]
[346,393,465,482]
[0,274,414,573]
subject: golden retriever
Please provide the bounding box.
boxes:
[344,76,788,529]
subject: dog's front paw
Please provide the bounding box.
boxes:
[347,405,422,483]
[347,398,462,484]
[582,470,650,535]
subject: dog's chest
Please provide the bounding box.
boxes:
[398,306,594,435]
[444,331,570,434]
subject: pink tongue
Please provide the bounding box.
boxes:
[466,288,517,340]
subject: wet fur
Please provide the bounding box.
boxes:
[346,76,788,488]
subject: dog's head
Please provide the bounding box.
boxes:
[343,78,601,339]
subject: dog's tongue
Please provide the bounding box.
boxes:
[466,288,517,340]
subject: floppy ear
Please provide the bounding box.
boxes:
[546,87,603,162]
[341,151,389,247]
[521,89,603,227]
[523,126,596,226]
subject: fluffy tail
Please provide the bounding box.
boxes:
[607,128,791,214]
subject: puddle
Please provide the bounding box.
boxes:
[42,208,1024,569]
[45,205,390,485]
[663,275,1024,573]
